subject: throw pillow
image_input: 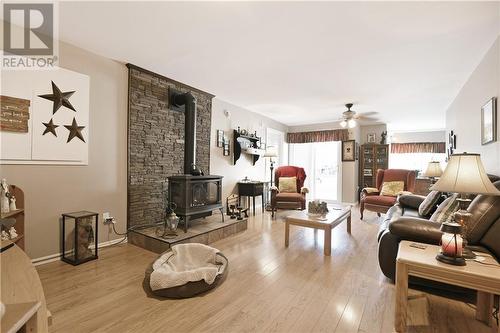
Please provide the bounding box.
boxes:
[363,187,379,194]
[380,181,404,197]
[418,191,443,217]
[278,177,297,193]
[430,194,459,224]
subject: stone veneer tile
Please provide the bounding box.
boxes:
[208,228,224,243]
[127,66,213,229]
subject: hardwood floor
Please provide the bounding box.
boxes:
[37,210,494,333]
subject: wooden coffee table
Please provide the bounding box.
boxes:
[395,241,500,332]
[285,204,351,256]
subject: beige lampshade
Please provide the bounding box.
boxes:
[423,161,443,178]
[430,153,500,195]
[264,146,278,158]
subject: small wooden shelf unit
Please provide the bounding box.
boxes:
[1,185,25,250]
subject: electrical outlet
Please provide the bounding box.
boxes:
[103,212,115,224]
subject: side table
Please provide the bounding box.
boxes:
[238,181,264,216]
[395,241,500,332]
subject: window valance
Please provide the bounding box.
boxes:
[390,142,446,154]
[287,129,349,144]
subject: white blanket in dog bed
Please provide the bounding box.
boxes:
[150,243,225,291]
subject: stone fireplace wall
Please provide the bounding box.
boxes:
[127,64,213,228]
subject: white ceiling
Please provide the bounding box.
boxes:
[58,1,499,130]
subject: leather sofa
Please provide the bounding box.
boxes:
[378,176,500,281]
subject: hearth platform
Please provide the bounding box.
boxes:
[129,214,247,253]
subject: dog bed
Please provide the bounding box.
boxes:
[144,243,228,299]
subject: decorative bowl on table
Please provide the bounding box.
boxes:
[307,200,329,218]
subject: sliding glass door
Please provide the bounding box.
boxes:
[289,141,342,203]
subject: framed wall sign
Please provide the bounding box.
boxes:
[342,140,355,161]
[481,97,497,145]
[1,68,90,165]
[223,134,230,156]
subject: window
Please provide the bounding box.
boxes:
[389,152,446,175]
[265,128,287,181]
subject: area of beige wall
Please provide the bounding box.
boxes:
[210,99,288,202]
[446,37,500,175]
[1,41,128,260]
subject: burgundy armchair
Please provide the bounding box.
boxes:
[360,169,416,219]
[271,166,308,218]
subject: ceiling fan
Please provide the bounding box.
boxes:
[339,103,379,128]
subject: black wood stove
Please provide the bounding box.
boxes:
[167,88,223,232]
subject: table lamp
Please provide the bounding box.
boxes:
[423,161,443,184]
[431,153,500,259]
[264,146,278,186]
[436,222,465,266]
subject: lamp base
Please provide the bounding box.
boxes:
[436,253,466,266]
[462,247,477,259]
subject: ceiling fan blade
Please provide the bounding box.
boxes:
[358,116,380,121]
[359,111,378,116]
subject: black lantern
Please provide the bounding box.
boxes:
[436,222,466,266]
[61,211,98,265]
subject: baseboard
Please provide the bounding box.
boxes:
[32,237,127,266]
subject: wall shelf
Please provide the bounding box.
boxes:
[1,209,24,219]
[233,130,262,166]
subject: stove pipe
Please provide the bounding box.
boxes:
[170,90,197,175]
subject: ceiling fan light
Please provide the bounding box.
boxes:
[340,120,347,128]
[347,119,357,128]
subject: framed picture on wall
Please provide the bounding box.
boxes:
[342,140,355,161]
[223,135,230,156]
[481,97,497,145]
[216,130,224,147]
[367,133,376,143]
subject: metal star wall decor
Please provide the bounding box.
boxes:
[38,81,76,114]
[42,119,58,137]
[64,117,86,143]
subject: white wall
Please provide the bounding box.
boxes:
[390,130,446,143]
[344,127,361,203]
[210,99,288,202]
[446,37,500,175]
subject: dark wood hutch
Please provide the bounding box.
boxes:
[358,143,389,190]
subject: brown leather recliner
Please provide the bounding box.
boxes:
[378,176,500,282]
[360,169,416,219]
[271,166,308,218]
